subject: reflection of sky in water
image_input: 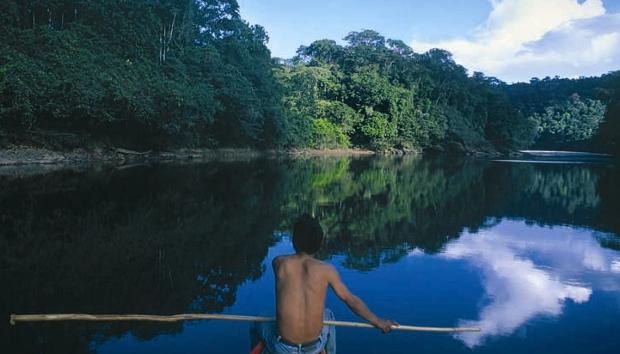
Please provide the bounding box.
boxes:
[430,220,620,347]
[96,220,620,354]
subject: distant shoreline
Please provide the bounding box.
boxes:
[518,150,613,157]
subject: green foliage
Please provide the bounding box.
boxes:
[282,31,618,153]
[533,94,606,145]
[358,107,397,149]
[315,100,361,134]
[0,1,617,153]
[503,74,618,151]
[0,0,284,147]
[591,72,620,154]
[278,30,540,152]
[310,118,350,148]
[392,89,446,149]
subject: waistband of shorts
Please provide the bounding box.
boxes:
[277,335,321,349]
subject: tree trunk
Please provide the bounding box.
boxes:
[159,24,163,63]
[164,13,177,62]
[163,25,166,62]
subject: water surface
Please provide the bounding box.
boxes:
[2,156,619,353]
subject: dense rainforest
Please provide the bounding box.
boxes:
[1,0,619,154]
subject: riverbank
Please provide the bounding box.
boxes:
[0,146,380,167]
[0,128,507,168]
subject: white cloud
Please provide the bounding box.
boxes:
[414,0,620,82]
[441,221,620,347]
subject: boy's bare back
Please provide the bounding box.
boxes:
[273,254,332,344]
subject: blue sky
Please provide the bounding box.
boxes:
[238,0,620,82]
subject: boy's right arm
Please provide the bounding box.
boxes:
[326,265,399,333]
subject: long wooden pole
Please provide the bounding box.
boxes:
[9,313,480,333]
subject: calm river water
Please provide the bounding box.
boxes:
[2,155,619,353]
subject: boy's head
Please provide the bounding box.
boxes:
[292,214,324,255]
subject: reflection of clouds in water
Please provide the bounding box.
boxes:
[407,248,425,256]
[613,261,620,273]
[439,220,620,347]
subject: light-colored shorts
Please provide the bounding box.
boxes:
[252,309,336,354]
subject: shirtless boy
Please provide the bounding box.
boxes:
[257,214,398,354]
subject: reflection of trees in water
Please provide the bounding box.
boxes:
[276,158,619,270]
[522,165,601,213]
[277,157,496,270]
[0,163,282,353]
[1,157,618,353]
[496,163,618,233]
[596,166,620,247]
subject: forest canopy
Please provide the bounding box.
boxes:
[0,1,618,154]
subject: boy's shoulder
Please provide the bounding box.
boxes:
[272,254,294,262]
[272,254,295,267]
[272,255,333,269]
[272,255,285,267]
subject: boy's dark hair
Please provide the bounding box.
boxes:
[292,214,324,254]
